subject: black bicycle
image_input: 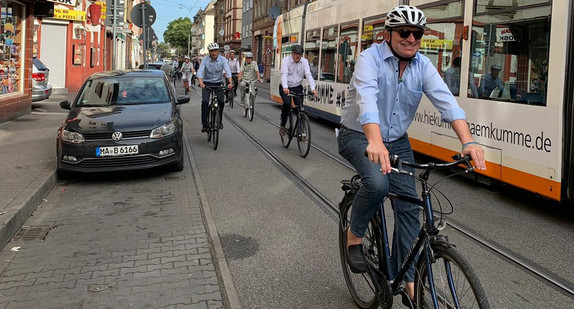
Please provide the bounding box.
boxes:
[225,74,238,109]
[281,92,314,158]
[205,86,226,150]
[339,154,490,309]
[170,68,178,89]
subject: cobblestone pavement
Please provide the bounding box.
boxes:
[0,163,224,308]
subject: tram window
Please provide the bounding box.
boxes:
[338,20,359,84]
[361,14,385,51]
[305,29,321,80]
[419,2,466,97]
[471,0,551,105]
[320,25,338,82]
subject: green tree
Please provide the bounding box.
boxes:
[156,42,171,59]
[163,17,192,51]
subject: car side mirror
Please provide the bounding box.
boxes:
[176,95,190,104]
[59,100,71,110]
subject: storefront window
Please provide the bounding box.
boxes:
[319,25,338,82]
[471,0,551,105]
[338,20,358,84]
[361,14,385,51]
[420,1,471,97]
[0,0,23,95]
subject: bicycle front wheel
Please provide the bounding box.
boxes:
[207,105,213,142]
[281,110,293,148]
[242,94,248,117]
[212,108,220,150]
[339,199,384,309]
[248,94,255,121]
[297,113,311,158]
[415,243,490,309]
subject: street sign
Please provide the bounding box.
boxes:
[138,27,157,41]
[130,3,156,28]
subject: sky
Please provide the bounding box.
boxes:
[147,0,213,42]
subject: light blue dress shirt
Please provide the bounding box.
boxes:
[340,42,466,142]
[280,56,316,91]
[197,55,232,84]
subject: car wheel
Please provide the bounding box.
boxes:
[57,168,72,179]
[171,154,184,172]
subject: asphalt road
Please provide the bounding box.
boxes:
[16,82,574,308]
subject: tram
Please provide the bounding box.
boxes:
[270,0,574,203]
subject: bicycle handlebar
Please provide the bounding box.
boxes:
[390,154,474,176]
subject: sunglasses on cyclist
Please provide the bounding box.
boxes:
[395,29,425,40]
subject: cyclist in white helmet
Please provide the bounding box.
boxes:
[197,42,233,132]
[337,5,486,305]
[479,63,505,98]
[238,52,261,100]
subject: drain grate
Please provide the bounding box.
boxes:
[12,225,57,241]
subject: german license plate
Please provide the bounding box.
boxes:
[96,145,139,157]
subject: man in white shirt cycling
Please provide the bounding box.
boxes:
[279,44,318,136]
[227,50,241,97]
[337,5,486,306]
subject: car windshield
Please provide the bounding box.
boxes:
[76,77,170,106]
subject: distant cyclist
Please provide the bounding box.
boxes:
[197,43,233,133]
[279,44,318,137]
[337,5,486,305]
[180,56,194,94]
[238,52,262,100]
[227,50,241,97]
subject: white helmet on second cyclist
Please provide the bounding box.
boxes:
[244,52,253,58]
[385,5,427,30]
[208,42,220,51]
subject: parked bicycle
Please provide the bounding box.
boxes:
[281,92,314,158]
[205,86,226,150]
[339,154,490,309]
[241,80,258,121]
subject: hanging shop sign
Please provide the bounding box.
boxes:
[54,8,85,22]
[47,0,79,7]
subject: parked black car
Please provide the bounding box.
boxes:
[56,70,190,176]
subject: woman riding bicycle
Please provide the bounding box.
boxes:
[279,44,318,137]
[180,56,194,94]
[238,52,262,99]
[336,5,486,304]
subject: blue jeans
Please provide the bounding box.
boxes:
[201,82,225,127]
[337,127,420,282]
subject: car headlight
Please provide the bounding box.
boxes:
[62,129,84,143]
[150,122,176,138]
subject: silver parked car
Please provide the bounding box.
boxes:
[32,57,52,102]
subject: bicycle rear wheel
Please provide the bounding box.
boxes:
[281,110,293,148]
[248,94,254,121]
[297,113,311,158]
[415,243,490,309]
[212,108,220,150]
[339,198,384,309]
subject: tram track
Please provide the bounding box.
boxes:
[222,100,574,300]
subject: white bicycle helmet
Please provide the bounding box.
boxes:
[207,42,220,51]
[385,5,427,30]
[244,52,253,58]
[491,63,502,70]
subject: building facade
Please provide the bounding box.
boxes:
[0,0,35,123]
[241,0,253,52]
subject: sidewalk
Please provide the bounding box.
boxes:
[0,93,75,250]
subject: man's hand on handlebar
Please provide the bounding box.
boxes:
[312,90,318,97]
[199,83,205,89]
[283,88,289,96]
[462,144,486,171]
[366,143,391,175]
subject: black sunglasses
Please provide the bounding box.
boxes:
[395,29,424,40]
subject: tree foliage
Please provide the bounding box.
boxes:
[163,17,192,50]
[155,43,171,59]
